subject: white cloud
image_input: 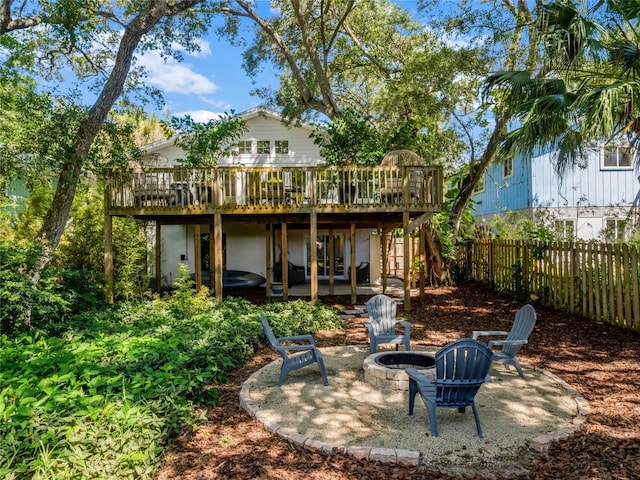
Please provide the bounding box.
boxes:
[171,39,212,59]
[174,110,225,123]
[138,51,218,95]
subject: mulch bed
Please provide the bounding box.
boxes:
[157,282,640,480]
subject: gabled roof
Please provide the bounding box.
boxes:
[141,108,314,152]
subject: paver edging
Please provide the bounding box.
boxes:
[239,348,590,465]
[527,365,590,454]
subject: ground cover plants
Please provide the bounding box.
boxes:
[0,286,344,480]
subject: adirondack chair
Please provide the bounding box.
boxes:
[364,294,411,354]
[407,338,493,437]
[472,304,537,378]
[259,313,329,387]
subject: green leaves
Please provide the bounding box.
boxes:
[0,295,342,478]
[165,112,248,168]
[310,108,385,165]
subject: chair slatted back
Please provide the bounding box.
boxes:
[260,313,288,361]
[504,304,537,357]
[435,339,493,408]
[365,294,397,336]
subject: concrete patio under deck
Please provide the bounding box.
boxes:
[276,277,417,298]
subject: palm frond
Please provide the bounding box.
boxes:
[607,0,640,22]
[608,38,640,76]
[537,1,600,65]
[555,129,585,175]
[483,71,535,100]
[576,81,639,138]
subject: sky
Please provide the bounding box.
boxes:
[136,1,424,123]
[138,33,275,123]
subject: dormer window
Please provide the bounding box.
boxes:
[602,145,632,169]
[275,140,289,154]
[257,140,271,154]
[237,140,252,154]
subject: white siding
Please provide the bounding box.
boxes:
[144,111,323,167]
[219,115,323,166]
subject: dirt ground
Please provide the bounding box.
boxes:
[157,283,640,480]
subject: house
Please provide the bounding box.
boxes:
[105,108,444,308]
[471,143,640,241]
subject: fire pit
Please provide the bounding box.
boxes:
[363,350,436,391]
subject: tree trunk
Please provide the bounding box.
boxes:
[449,112,507,241]
[423,221,448,287]
[23,0,200,326]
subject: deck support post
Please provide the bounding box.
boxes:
[281,223,289,300]
[155,221,162,293]
[381,228,388,294]
[310,211,318,301]
[104,185,114,304]
[266,224,272,299]
[419,224,426,298]
[209,219,215,290]
[403,211,411,312]
[329,229,335,295]
[350,223,357,305]
[194,224,202,290]
[214,213,223,302]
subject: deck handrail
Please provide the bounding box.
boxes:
[107,164,443,213]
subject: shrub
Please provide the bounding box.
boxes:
[0,242,91,336]
[0,295,343,479]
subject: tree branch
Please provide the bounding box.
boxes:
[290,0,340,117]
[1,0,42,34]
[343,21,391,77]
[231,0,336,118]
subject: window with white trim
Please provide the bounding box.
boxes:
[605,219,627,242]
[502,157,514,179]
[237,140,252,154]
[554,219,575,240]
[257,140,271,154]
[275,140,289,154]
[602,145,632,169]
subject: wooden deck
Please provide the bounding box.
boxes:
[107,165,443,219]
[104,164,444,309]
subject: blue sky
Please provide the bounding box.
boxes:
[138,1,425,123]
[138,33,276,122]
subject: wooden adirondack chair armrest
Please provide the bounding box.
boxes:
[363,321,374,332]
[398,320,411,332]
[472,330,509,340]
[487,339,528,349]
[277,334,315,345]
[405,367,437,392]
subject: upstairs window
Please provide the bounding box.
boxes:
[257,140,271,154]
[237,140,252,154]
[275,140,289,154]
[602,145,632,169]
[502,158,514,179]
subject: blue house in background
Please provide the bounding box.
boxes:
[471,143,640,241]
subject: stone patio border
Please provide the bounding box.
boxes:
[239,347,590,467]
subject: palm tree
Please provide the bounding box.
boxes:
[484,0,640,174]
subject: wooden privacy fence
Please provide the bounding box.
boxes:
[454,239,640,331]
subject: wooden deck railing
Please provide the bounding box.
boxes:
[107,165,443,214]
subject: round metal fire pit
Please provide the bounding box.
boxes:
[363,351,436,391]
[375,352,436,369]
